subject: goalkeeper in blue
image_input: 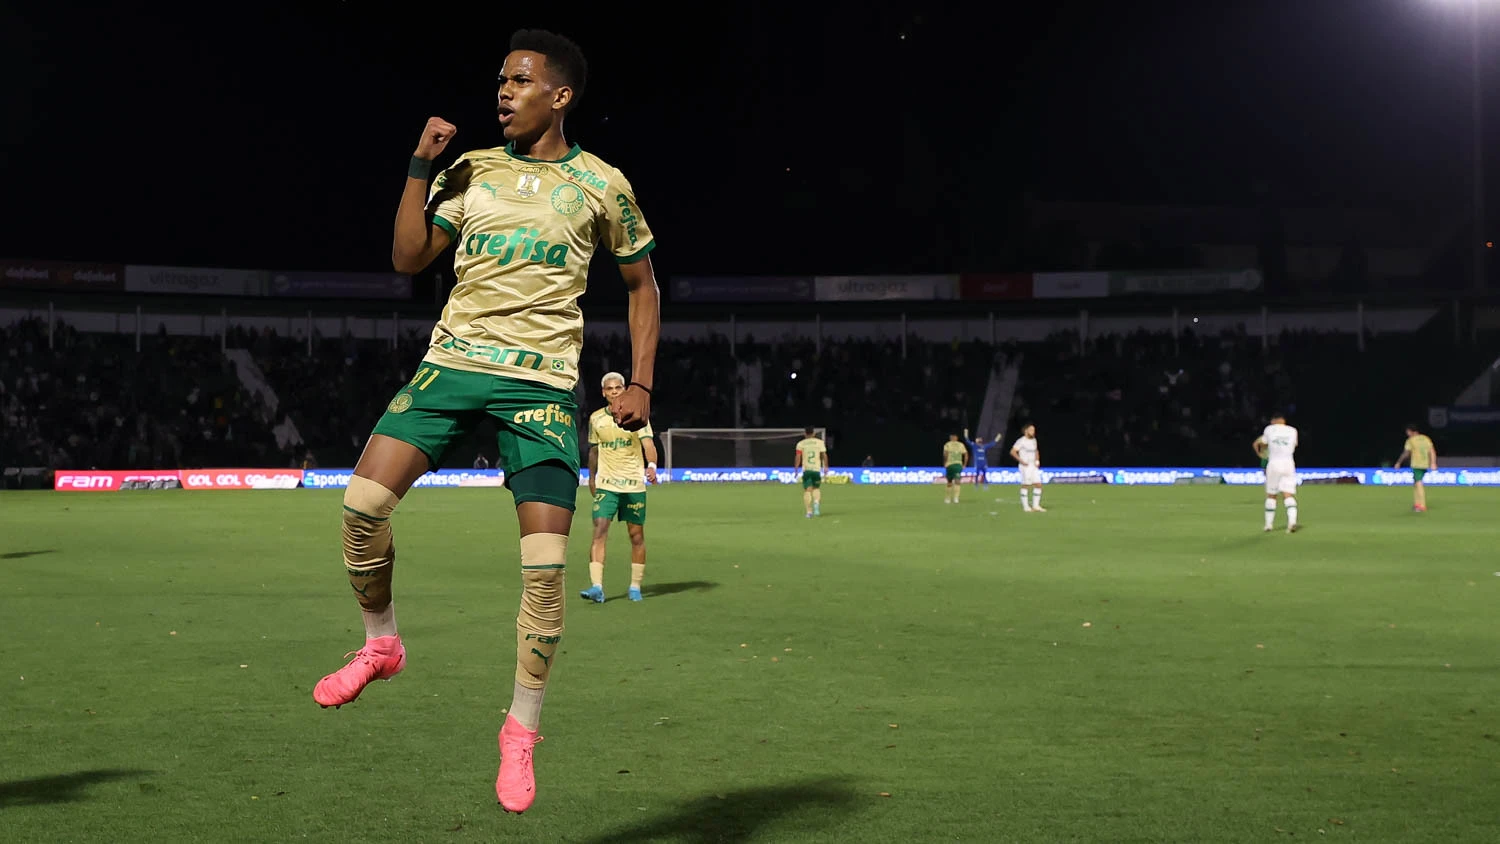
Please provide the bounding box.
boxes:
[964,428,990,490]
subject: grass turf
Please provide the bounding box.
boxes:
[2,483,1497,842]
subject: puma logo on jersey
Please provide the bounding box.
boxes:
[542,428,567,447]
[464,228,571,267]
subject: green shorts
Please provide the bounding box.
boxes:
[592,489,646,525]
[372,362,580,507]
[802,470,822,489]
[945,464,963,482]
[1413,468,1427,482]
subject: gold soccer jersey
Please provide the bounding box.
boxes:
[424,143,656,391]
[1405,434,1435,469]
[943,441,967,467]
[589,409,654,493]
[796,437,826,472]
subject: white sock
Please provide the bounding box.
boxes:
[1264,500,1276,529]
[1020,489,1030,509]
[508,682,545,731]
[1285,496,1298,527]
[1031,488,1042,508]
[953,486,961,502]
[362,603,397,639]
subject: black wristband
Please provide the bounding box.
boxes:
[629,381,653,394]
[408,156,433,180]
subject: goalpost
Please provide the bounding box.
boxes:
[660,428,827,471]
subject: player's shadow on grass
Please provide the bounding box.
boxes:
[582,777,858,844]
[0,549,57,560]
[639,580,718,598]
[0,769,153,808]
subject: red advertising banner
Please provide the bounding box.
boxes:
[959,273,1033,300]
[53,469,304,491]
[178,469,304,490]
[0,259,126,292]
[54,470,182,491]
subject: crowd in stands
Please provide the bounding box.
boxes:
[0,318,281,472]
[3,315,1443,473]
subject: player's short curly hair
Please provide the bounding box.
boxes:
[510,29,587,110]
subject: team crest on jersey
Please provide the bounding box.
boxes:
[516,173,541,198]
[551,183,585,216]
[388,392,414,414]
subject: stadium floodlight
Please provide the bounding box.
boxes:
[1429,0,1489,290]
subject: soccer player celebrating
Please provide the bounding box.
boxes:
[582,372,657,603]
[1253,414,1300,532]
[942,434,969,504]
[1009,423,1044,512]
[311,30,659,814]
[794,427,828,517]
[1393,423,1437,512]
[964,428,990,490]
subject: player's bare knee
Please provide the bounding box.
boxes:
[592,519,611,539]
[628,526,645,547]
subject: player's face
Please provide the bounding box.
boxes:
[1024,425,1036,438]
[602,381,626,401]
[497,51,569,141]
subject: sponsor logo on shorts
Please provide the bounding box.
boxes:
[626,501,645,512]
[513,403,574,429]
[388,392,414,413]
[551,183,585,216]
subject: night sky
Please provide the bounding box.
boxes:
[1,0,1493,305]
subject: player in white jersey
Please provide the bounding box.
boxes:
[1009,423,1044,512]
[1253,414,1301,533]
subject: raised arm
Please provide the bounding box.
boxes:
[393,117,458,273]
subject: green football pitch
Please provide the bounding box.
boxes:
[2,483,1498,843]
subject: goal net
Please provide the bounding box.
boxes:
[660,428,827,471]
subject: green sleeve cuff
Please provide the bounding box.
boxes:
[616,239,656,264]
[431,216,459,240]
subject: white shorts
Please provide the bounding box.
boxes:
[1019,465,1042,486]
[1265,462,1297,495]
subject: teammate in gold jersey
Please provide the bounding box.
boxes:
[793,427,829,518]
[582,371,659,603]
[310,30,661,815]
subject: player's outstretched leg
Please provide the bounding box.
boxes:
[627,524,646,602]
[498,468,574,814]
[314,437,428,709]
[500,531,566,812]
[1263,495,1276,531]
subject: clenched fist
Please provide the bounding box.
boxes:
[414,117,457,160]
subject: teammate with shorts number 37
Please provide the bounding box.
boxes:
[311,30,660,814]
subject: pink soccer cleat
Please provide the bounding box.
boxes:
[496,714,543,812]
[313,635,406,708]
